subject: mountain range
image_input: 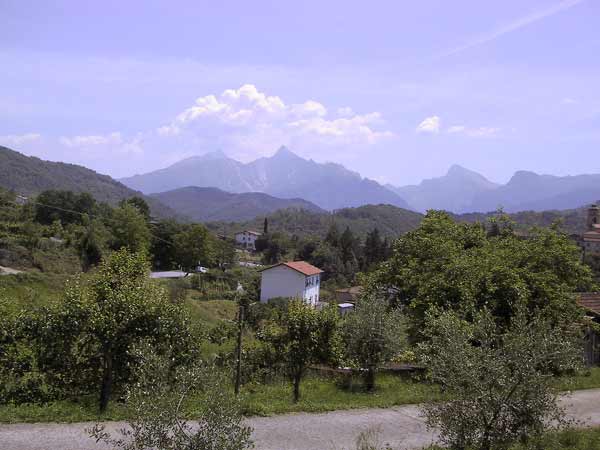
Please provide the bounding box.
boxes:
[150,186,323,222]
[387,165,500,213]
[120,147,411,211]
[387,166,600,213]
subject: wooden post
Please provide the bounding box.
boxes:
[234,304,244,395]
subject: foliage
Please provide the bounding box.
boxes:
[90,344,253,450]
[29,250,193,410]
[174,223,215,271]
[119,196,150,220]
[341,296,406,390]
[419,308,582,450]
[369,211,596,340]
[34,190,96,225]
[108,203,151,254]
[259,301,341,402]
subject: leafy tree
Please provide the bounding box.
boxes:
[260,301,340,402]
[174,223,215,271]
[34,190,96,225]
[263,217,269,234]
[76,217,110,271]
[33,250,192,410]
[90,344,253,450]
[149,219,184,270]
[342,296,405,391]
[256,232,291,264]
[109,203,151,254]
[368,211,595,340]
[325,222,341,247]
[419,308,581,450]
[120,196,150,221]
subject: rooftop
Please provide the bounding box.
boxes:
[577,293,600,317]
[262,260,323,276]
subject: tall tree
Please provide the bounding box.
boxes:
[120,196,150,221]
[263,217,269,234]
[368,210,595,340]
[174,223,215,271]
[109,203,151,254]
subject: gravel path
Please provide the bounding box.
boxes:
[1,389,600,450]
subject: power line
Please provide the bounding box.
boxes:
[6,197,176,247]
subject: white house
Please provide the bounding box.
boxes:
[235,230,262,251]
[259,261,323,306]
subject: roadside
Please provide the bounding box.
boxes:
[1,389,600,450]
[0,265,23,275]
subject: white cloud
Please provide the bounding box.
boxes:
[447,125,500,138]
[416,116,441,134]
[337,106,354,117]
[0,133,41,146]
[156,84,393,160]
[60,132,142,154]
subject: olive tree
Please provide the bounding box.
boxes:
[419,308,581,450]
[261,300,340,402]
[342,296,405,391]
[90,344,253,450]
[33,249,192,411]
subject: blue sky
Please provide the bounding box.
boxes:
[1,0,599,185]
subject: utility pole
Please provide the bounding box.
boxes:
[234,304,244,395]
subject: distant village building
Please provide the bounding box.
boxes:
[260,261,323,305]
[235,230,262,251]
[583,204,600,254]
[577,292,600,366]
[335,286,363,304]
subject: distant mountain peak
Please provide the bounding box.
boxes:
[447,164,471,176]
[273,145,299,158]
[201,149,228,160]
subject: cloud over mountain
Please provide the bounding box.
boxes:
[155,84,393,161]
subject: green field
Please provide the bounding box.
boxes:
[1,368,599,424]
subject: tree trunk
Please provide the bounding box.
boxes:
[364,367,376,392]
[293,374,301,403]
[99,349,113,412]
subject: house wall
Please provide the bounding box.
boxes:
[260,267,321,305]
[260,265,306,302]
[303,274,321,306]
[235,232,259,250]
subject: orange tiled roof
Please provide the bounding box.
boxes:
[577,293,600,317]
[262,261,323,276]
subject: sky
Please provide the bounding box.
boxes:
[1,0,599,185]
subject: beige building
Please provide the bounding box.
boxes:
[583,204,600,254]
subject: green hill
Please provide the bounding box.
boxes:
[151,186,323,222]
[0,146,180,219]
[207,204,424,240]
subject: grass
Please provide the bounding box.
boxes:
[184,298,238,325]
[3,368,600,424]
[0,271,72,310]
[424,427,600,450]
[240,373,442,416]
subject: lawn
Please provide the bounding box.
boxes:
[2,369,599,424]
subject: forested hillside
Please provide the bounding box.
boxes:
[207,204,424,239]
[0,146,180,219]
